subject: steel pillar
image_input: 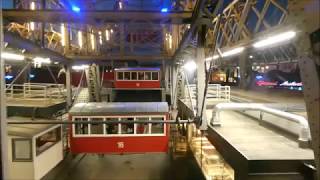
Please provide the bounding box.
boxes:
[0,5,8,179]
[296,32,320,180]
[196,25,207,129]
[286,1,320,178]
[171,65,178,109]
[66,65,72,109]
[239,50,252,89]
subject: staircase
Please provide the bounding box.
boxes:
[85,64,101,102]
[73,88,89,104]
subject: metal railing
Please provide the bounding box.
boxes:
[6,83,65,100]
[210,103,311,147]
[186,84,230,101]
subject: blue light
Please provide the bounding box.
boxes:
[72,6,80,12]
[5,75,13,80]
[289,86,294,90]
[298,87,303,91]
[255,75,263,80]
[29,74,35,79]
[161,8,168,12]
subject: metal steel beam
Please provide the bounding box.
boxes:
[66,55,171,62]
[4,31,69,62]
[0,4,8,179]
[3,10,192,24]
[171,0,209,62]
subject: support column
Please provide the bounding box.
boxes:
[0,5,8,179]
[120,23,125,56]
[66,65,72,110]
[196,25,207,129]
[296,33,320,179]
[239,50,252,89]
[171,64,178,109]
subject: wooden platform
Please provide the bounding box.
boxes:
[6,98,65,108]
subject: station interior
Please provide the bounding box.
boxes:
[0,0,319,180]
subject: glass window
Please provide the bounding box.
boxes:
[117,72,123,80]
[136,117,150,134]
[124,72,130,80]
[131,72,137,80]
[145,72,151,80]
[151,117,164,134]
[74,118,88,135]
[138,72,144,80]
[120,118,134,134]
[36,127,61,156]
[90,118,104,134]
[152,72,159,80]
[12,139,32,162]
[105,118,119,134]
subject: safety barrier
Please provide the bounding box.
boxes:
[186,84,230,101]
[6,83,65,100]
[210,103,311,148]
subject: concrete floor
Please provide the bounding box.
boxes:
[42,152,205,180]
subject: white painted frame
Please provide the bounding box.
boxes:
[72,115,166,138]
[116,71,159,81]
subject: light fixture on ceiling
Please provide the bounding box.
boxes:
[161,8,168,13]
[183,61,197,72]
[72,65,89,70]
[221,47,245,57]
[72,5,81,12]
[1,52,25,61]
[78,31,83,48]
[61,24,65,46]
[205,55,219,61]
[253,31,296,48]
[33,57,51,64]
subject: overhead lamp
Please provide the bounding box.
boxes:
[1,52,25,61]
[161,8,168,12]
[72,65,89,70]
[33,57,51,64]
[61,24,65,46]
[119,2,123,10]
[72,5,80,12]
[205,55,219,61]
[28,2,36,31]
[78,31,83,48]
[221,47,245,57]
[253,31,296,48]
[90,33,95,50]
[183,61,197,72]
[98,31,103,45]
[105,29,110,41]
[168,34,172,49]
[5,75,14,80]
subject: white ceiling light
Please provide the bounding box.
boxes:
[183,61,197,72]
[221,47,245,57]
[253,31,296,48]
[205,55,219,61]
[33,57,51,64]
[72,65,89,70]
[1,52,25,61]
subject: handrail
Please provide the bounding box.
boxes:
[182,71,195,115]
[210,103,311,147]
[187,84,230,101]
[5,83,65,100]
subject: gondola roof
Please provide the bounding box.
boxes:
[69,102,169,116]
